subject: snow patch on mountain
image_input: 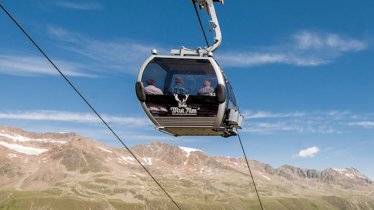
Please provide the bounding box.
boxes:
[0,133,31,142]
[96,146,112,153]
[259,172,271,181]
[0,141,48,155]
[179,146,202,157]
[142,157,152,165]
[333,168,358,179]
[0,132,66,144]
[119,156,135,164]
[8,153,18,158]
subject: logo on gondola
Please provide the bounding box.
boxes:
[170,94,198,115]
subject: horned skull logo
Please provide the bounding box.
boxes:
[174,93,189,108]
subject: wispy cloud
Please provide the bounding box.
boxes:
[0,54,95,77]
[243,122,304,134]
[0,110,150,127]
[218,53,289,67]
[0,111,205,147]
[294,31,366,51]
[242,110,374,134]
[47,26,163,75]
[348,121,374,128]
[54,1,103,10]
[244,110,306,119]
[243,121,336,134]
[218,31,367,68]
[298,146,320,158]
[218,52,329,67]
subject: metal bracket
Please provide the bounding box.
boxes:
[171,0,223,56]
[194,0,223,53]
[170,46,213,57]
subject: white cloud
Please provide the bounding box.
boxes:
[294,32,324,49]
[298,146,320,158]
[0,54,95,77]
[47,26,163,74]
[348,121,374,128]
[218,31,367,68]
[218,53,287,67]
[244,110,306,119]
[294,31,366,51]
[218,52,329,67]
[0,110,150,126]
[55,1,103,10]
[241,110,359,134]
[243,122,303,134]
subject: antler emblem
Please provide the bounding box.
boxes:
[174,93,189,108]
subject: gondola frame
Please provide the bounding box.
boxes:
[136,55,230,136]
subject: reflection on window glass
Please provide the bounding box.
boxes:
[142,58,218,96]
[226,83,237,108]
[141,63,167,95]
[168,74,217,96]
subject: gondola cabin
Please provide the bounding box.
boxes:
[135,53,243,137]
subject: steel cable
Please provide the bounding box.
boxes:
[192,0,210,47]
[237,129,265,210]
[0,3,182,210]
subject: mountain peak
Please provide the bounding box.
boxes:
[0,126,372,205]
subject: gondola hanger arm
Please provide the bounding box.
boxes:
[193,0,223,53]
[171,0,223,56]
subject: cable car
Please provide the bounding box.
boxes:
[135,51,243,137]
[135,0,244,137]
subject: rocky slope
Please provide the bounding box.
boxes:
[0,126,373,210]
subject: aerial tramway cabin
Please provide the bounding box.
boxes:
[135,0,244,137]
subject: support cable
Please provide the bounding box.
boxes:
[236,129,264,210]
[191,0,210,47]
[0,3,181,210]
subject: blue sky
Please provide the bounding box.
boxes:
[1,0,374,178]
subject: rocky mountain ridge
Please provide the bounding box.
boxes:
[0,126,373,209]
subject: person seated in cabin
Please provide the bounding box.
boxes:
[143,79,167,113]
[198,80,215,96]
[144,79,163,95]
[169,76,189,95]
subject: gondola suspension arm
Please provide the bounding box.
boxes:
[195,0,223,53]
[171,0,223,56]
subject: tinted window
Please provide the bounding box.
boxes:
[141,62,167,93]
[141,58,218,96]
[226,82,237,108]
[141,57,220,117]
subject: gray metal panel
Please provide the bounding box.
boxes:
[160,127,226,136]
[137,55,159,126]
[154,117,215,127]
[208,58,226,129]
[137,54,156,82]
[141,102,160,126]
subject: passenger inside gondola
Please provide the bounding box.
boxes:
[144,79,167,113]
[198,80,215,96]
[169,76,189,95]
[144,79,163,95]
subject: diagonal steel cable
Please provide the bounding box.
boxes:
[0,3,182,210]
[192,0,210,47]
[237,129,265,210]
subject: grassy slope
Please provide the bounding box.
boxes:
[1,190,374,210]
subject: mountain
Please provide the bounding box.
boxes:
[0,125,373,210]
